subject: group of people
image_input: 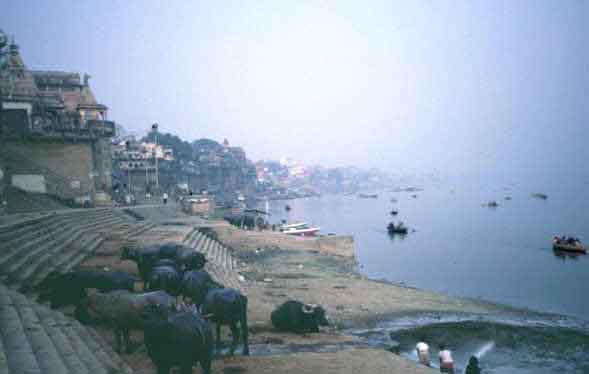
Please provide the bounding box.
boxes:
[553,235,582,245]
[415,339,481,374]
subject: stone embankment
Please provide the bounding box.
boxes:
[0,208,154,293]
[0,283,134,374]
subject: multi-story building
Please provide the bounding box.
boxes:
[0,31,116,211]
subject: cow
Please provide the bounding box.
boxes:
[37,269,135,321]
[180,270,223,308]
[201,288,249,356]
[271,300,329,333]
[81,290,175,353]
[143,304,213,374]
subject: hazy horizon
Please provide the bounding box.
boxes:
[2,1,588,175]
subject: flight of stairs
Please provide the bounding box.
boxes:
[182,228,243,290]
[0,208,155,292]
[0,283,134,374]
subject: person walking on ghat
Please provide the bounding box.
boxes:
[438,344,454,373]
[415,338,431,367]
[162,192,168,205]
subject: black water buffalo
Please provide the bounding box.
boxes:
[201,288,249,355]
[180,270,223,308]
[121,244,206,281]
[176,250,207,272]
[37,269,135,311]
[147,266,182,296]
[82,290,175,353]
[143,304,213,374]
[121,245,161,280]
[271,300,329,333]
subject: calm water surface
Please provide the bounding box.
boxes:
[264,174,589,320]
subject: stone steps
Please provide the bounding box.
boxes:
[1,212,121,275]
[182,229,244,291]
[28,233,105,289]
[0,209,120,255]
[0,210,133,291]
[121,221,156,240]
[2,215,125,286]
[0,284,134,374]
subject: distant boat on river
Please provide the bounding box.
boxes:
[358,193,378,199]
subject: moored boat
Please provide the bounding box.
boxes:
[281,222,320,236]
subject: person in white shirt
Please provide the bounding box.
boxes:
[415,338,431,366]
[438,344,454,373]
[162,192,168,205]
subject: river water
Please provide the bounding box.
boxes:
[261,173,589,373]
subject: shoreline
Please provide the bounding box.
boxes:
[212,222,588,330]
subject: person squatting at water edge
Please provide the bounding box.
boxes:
[438,344,455,373]
[415,338,431,367]
[465,356,481,374]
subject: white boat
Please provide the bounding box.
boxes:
[280,222,320,236]
[280,222,308,231]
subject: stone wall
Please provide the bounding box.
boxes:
[0,141,108,202]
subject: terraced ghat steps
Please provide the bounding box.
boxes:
[0,208,155,292]
[0,283,134,374]
[183,228,244,290]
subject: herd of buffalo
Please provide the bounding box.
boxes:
[35,241,330,374]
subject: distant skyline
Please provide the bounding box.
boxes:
[2,1,588,175]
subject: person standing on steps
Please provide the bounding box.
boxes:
[415,337,431,367]
[162,192,168,205]
[438,344,455,373]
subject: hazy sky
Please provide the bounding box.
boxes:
[2,1,588,175]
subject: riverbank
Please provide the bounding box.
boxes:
[81,218,585,373]
[211,223,562,329]
[204,223,586,373]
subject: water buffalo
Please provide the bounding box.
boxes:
[147,266,182,296]
[143,304,213,374]
[121,245,161,280]
[271,300,329,333]
[121,244,206,281]
[180,270,223,308]
[82,290,175,353]
[37,270,135,320]
[201,288,249,355]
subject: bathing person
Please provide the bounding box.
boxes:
[465,356,481,374]
[438,344,454,373]
[415,338,431,366]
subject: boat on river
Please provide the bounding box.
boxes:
[552,238,586,253]
[358,193,378,199]
[387,222,408,235]
[280,222,320,237]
